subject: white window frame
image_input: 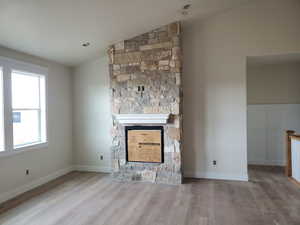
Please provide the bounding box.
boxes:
[0,56,48,157]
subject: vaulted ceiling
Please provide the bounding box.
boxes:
[0,0,249,66]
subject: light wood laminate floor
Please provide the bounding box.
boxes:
[0,166,300,225]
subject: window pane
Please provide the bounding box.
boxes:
[12,71,40,109]
[0,68,4,151]
[13,110,40,147]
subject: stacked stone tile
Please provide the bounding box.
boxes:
[108,22,183,185]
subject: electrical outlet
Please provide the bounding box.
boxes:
[100,155,103,160]
[213,160,217,166]
[26,169,29,175]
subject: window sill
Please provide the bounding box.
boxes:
[15,142,48,151]
[0,142,48,158]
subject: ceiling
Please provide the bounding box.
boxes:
[0,0,249,66]
[248,54,300,66]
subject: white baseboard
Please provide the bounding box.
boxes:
[0,166,247,205]
[0,166,73,205]
[73,165,111,173]
[248,160,285,166]
[184,171,249,181]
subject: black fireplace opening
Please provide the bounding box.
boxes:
[125,126,164,163]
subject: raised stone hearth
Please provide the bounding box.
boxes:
[108,22,183,185]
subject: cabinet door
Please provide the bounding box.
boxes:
[292,139,300,182]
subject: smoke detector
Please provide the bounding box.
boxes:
[82,42,90,47]
[183,4,191,10]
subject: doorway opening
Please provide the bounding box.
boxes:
[246,54,300,181]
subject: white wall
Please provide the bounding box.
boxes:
[72,57,111,171]
[248,104,300,166]
[70,0,300,181]
[0,46,73,202]
[182,0,300,180]
[247,63,300,104]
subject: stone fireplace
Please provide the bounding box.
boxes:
[108,22,182,185]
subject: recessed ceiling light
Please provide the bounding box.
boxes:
[181,10,189,16]
[82,42,90,47]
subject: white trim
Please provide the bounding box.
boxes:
[0,56,48,155]
[0,166,73,204]
[3,65,13,153]
[73,165,111,173]
[114,114,170,124]
[248,160,285,166]
[0,56,48,75]
[0,142,48,158]
[184,171,249,181]
[14,142,48,151]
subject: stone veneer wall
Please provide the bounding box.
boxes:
[108,22,182,185]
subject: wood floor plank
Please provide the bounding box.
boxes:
[0,166,300,225]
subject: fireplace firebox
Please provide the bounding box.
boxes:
[125,126,164,163]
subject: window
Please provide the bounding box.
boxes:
[0,56,47,155]
[12,71,46,148]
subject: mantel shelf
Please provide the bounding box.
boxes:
[114,114,170,124]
